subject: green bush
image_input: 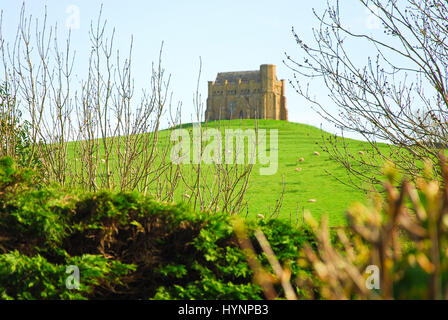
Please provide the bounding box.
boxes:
[0,156,315,299]
[0,84,38,168]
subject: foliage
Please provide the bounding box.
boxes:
[0,84,37,168]
[238,157,448,299]
[0,156,315,299]
[0,156,35,200]
[0,251,133,300]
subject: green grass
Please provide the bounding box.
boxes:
[175,119,389,226]
[65,119,391,226]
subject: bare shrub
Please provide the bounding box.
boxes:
[286,0,448,189]
[0,4,254,215]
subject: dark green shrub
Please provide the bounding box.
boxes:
[0,251,134,300]
[0,156,315,299]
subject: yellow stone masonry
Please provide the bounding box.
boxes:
[205,64,288,121]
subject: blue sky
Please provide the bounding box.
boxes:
[0,0,383,134]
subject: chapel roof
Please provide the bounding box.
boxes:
[215,70,260,84]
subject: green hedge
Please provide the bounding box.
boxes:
[0,157,316,299]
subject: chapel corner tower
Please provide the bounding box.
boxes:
[205,64,288,121]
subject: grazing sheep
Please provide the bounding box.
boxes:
[313,151,320,156]
[299,157,305,162]
[308,199,316,203]
[257,214,265,219]
[295,167,302,171]
[358,151,364,155]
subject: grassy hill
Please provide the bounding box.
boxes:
[176,119,385,226]
[66,119,388,226]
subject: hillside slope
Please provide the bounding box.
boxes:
[66,119,386,226]
[191,119,380,226]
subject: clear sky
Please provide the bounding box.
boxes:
[0,0,383,134]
